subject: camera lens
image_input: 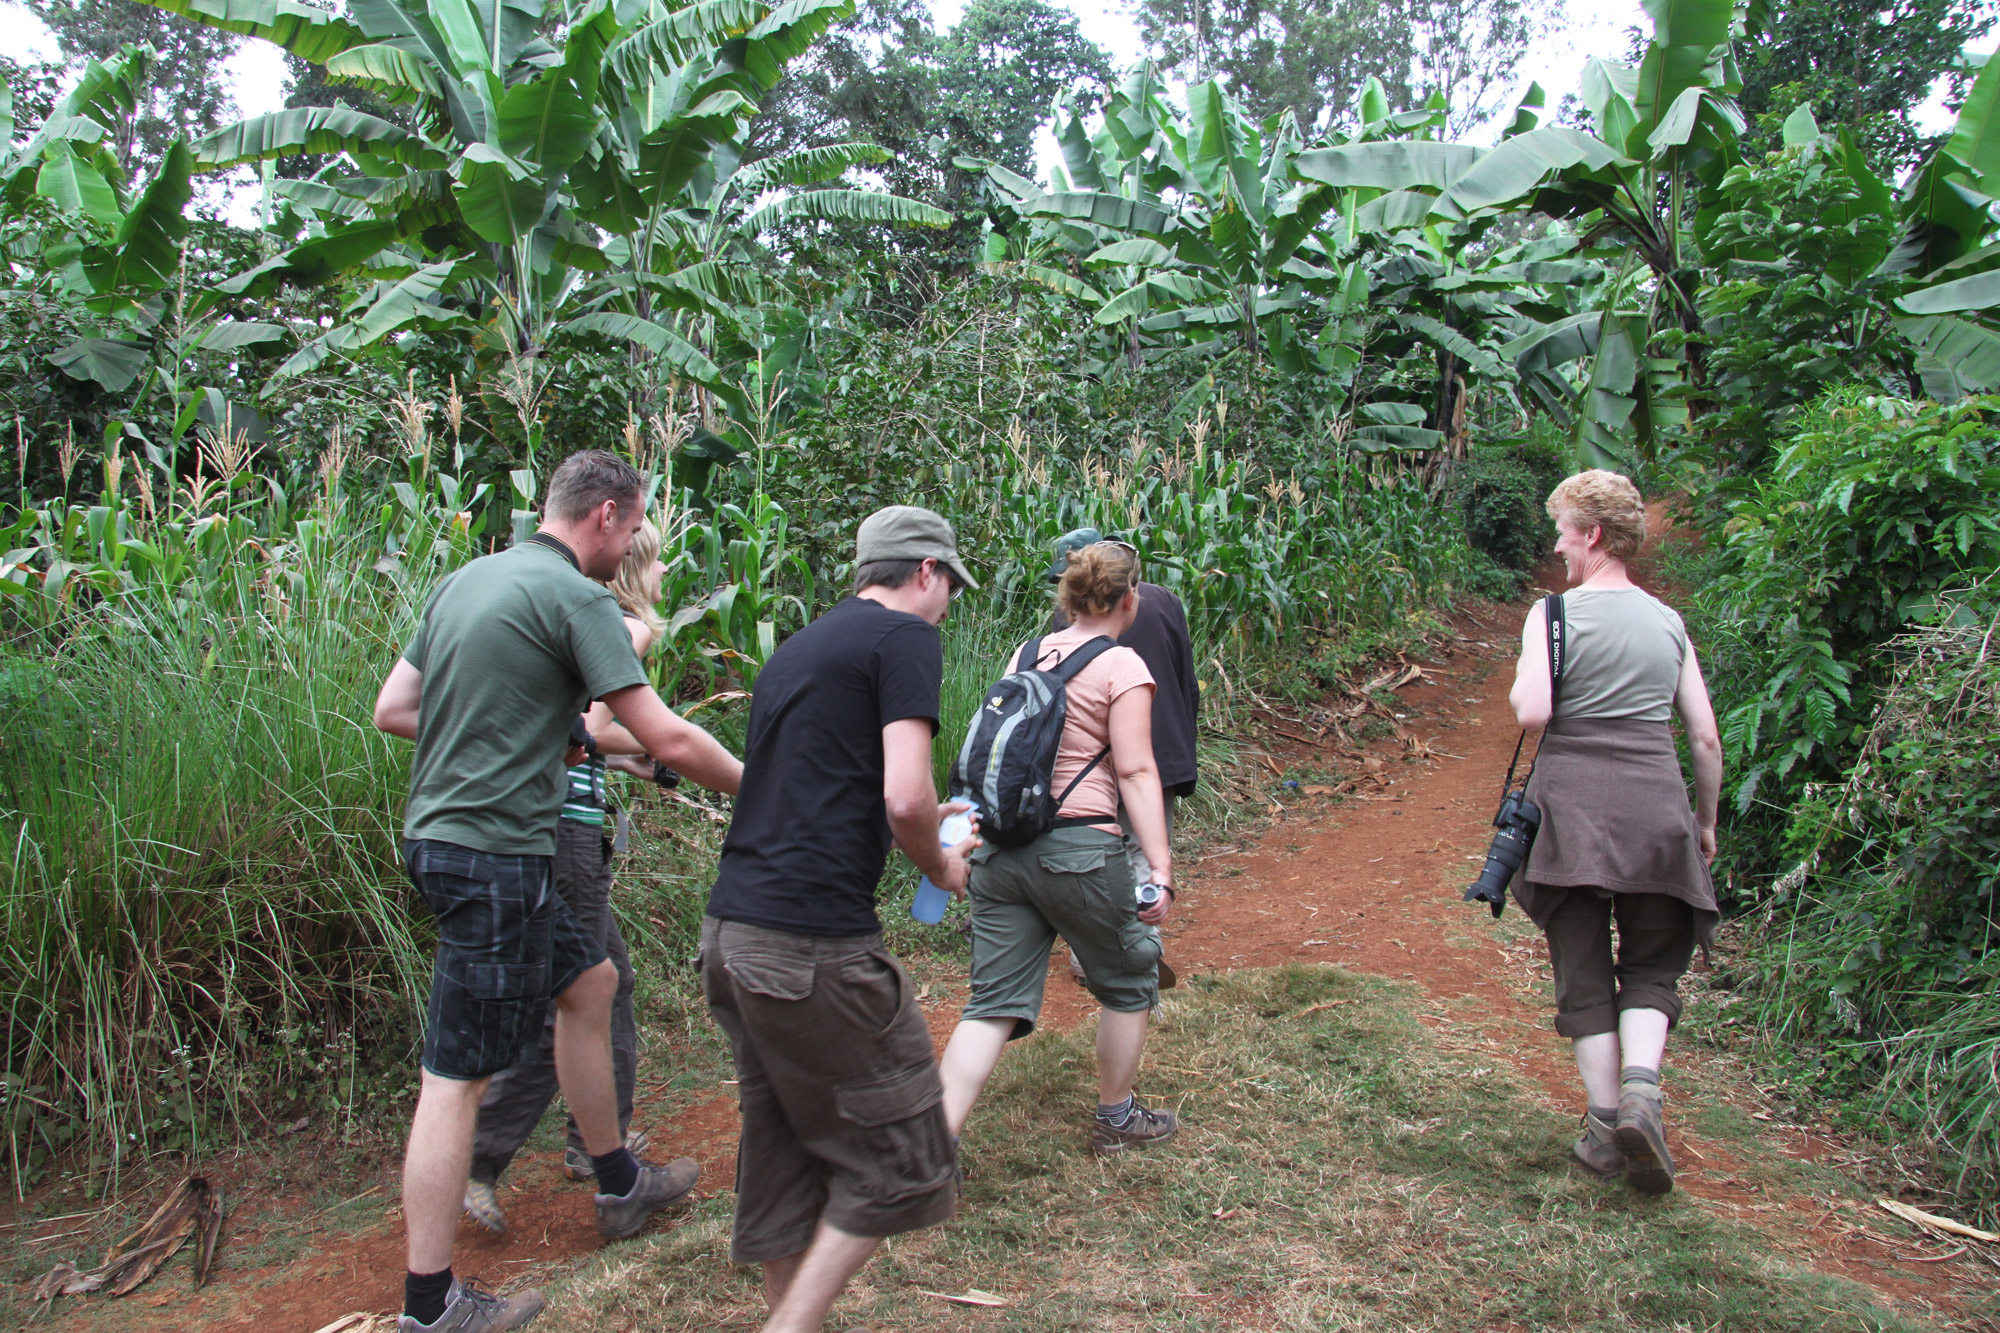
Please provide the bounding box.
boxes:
[1464,822,1533,917]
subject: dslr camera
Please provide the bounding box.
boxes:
[1464,786,1541,918]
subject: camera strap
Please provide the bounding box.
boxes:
[1504,593,1568,797]
[1545,592,1567,713]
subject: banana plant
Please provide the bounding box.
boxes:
[1883,56,2000,398]
[974,66,1352,399]
[1293,0,1749,464]
[581,137,949,435]
[5,48,286,397]
[138,0,860,413]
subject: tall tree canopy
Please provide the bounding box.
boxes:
[1734,0,1993,171]
[28,0,240,172]
[749,0,1110,202]
[1134,0,1550,136]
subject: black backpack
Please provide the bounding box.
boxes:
[950,635,1118,848]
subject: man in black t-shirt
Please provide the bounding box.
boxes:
[702,505,979,1333]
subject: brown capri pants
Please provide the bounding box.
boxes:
[700,916,957,1264]
[1538,885,1696,1039]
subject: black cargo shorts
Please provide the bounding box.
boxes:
[700,916,957,1264]
[405,838,607,1080]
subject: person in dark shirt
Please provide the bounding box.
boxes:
[1047,527,1200,990]
[702,505,979,1333]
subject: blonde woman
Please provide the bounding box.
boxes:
[939,541,1179,1156]
[464,518,671,1232]
[1509,471,1722,1196]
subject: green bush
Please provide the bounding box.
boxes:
[1689,388,2000,833]
[1733,591,2000,1209]
[1449,425,1571,573]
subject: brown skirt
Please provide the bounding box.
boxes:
[1516,717,1717,945]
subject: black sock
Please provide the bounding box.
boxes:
[593,1146,640,1197]
[404,1268,454,1325]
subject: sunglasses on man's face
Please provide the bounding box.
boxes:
[930,560,966,601]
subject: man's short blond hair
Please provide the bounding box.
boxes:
[1546,469,1646,561]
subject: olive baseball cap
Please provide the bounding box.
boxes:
[856,505,979,589]
[1043,526,1126,583]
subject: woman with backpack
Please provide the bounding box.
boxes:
[938,540,1179,1156]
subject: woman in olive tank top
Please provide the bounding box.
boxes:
[1507,470,1723,1197]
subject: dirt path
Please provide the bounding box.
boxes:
[18,555,1990,1329]
[1144,598,1983,1321]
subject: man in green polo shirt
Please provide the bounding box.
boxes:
[373,450,742,1333]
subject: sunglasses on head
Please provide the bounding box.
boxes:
[1095,539,1139,556]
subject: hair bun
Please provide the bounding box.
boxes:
[1058,543,1140,620]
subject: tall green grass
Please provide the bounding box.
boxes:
[0,515,438,1183]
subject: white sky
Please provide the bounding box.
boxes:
[0,0,1986,217]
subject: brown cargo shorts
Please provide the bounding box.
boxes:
[700,916,957,1264]
[1537,885,1696,1038]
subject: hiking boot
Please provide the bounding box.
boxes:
[1090,1101,1178,1156]
[1615,1084,1675,1195]
[563,1127,652,1182]
[1572,1112,1625,1179]
[463,1179,506,1234]
[397,1278,544,1332]
[594,1156,699,1240]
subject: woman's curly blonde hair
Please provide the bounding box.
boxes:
[610,516,668,651]
[1057,541,1142,620]
[1546,470,1646,561]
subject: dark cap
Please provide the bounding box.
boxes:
[856,505,979,589]
[1043,526,1125,583]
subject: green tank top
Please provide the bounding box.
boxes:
[1554,587,1687,724]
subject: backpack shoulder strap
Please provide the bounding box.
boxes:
[1544,593,1567,712]
[1014,636,1043,675]
[1044,634,1118,684]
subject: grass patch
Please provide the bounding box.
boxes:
[532,965,1932,1332]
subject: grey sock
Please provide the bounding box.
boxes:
[1096,1095,1137,1127]
[1621,1066,1661,1089]
[1588,1105,1619,1125]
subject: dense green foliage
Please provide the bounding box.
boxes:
[1681,391,2000,1209]
[1447,423,1568,577]
[6,0,2000,1208]
[1726,595,2000,1205]
[1692,391,2000,822]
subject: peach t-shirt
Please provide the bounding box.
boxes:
[1011,625,1156,826]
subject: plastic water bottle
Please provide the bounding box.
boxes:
[912,803,978,924]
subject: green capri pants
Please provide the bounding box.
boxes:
[962,825,1162,1039]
